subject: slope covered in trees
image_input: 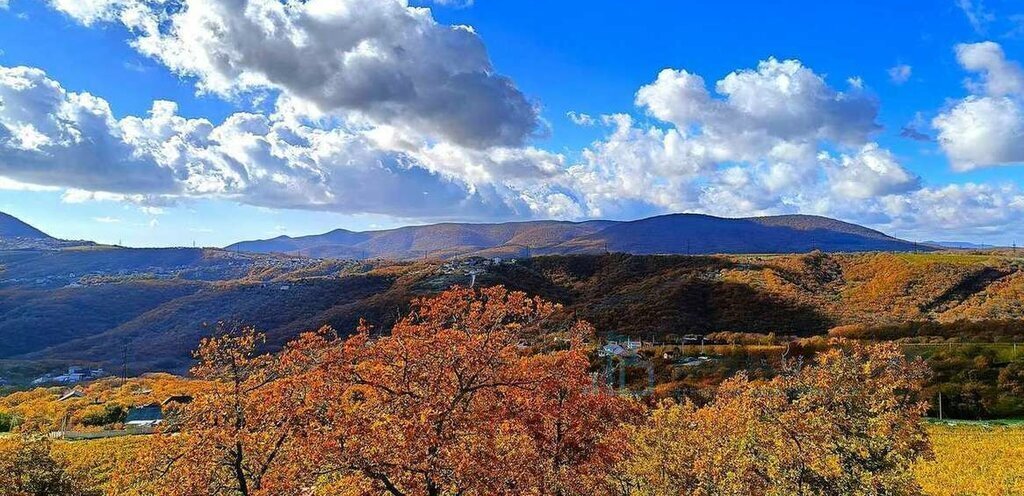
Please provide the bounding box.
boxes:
[3,251,1024,376]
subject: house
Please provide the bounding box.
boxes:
[674,356,715,367]
[58,389,86,402]
[32,366,108,385]
[52,369,86,384]
[125,404,164,428]
[600,343,627,357]
[161,395,193,407]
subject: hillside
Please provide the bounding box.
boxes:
[3,251,1024,376]
[229,220,617,259]
[227,214,926,259]
[0,212,94,250]
[554,214,921,255]
[0,246,336,289]
[0,213,51,239]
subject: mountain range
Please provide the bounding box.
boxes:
[925,241,998,250]
[2,210,1022,382]
[227,213,930,259]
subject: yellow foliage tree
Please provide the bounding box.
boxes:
[620,341,932,496]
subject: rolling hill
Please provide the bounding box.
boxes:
[0,212,94,250]
[229,220,618,259]
[0,212,51,239]
[4,211,1015,382]
[3,250,1024,378]
[227,214,928,259]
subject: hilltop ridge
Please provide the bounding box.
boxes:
[227,213,927,259]
[0,212,94,250]
[0,212,51,239]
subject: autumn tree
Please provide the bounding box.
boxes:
[998,361,1024,397]
[114,327,317,496]
[122,287,637,496]
[620,341,932,496]
[0,436,96,496]
[303,286,638,496]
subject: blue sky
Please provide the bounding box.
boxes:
[0,1,1023,246]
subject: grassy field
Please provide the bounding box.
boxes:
[900,342,1024,362]
[915,421,1024,496]
[894,252,1010,266]
[0,419,1018,494]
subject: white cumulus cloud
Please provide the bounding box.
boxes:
[0,66,179,193]
[0,64,554,219]
[566,58,903,219]
[933,42,1024,170]
[955,42,1024,96]
[824,144,920,199]
[46,0,540,149]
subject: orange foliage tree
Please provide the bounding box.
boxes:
[114,329,316,495]
[122,286,638,496]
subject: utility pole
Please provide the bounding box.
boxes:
[121,341,129,386]
[938,392,943,420]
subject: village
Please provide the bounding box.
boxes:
[4,330,732,444]
[31,366,108,386]
[0,251,336,289]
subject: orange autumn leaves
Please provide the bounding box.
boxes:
[118,286,638,496]
[116,286,932,496]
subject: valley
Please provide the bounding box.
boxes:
[1,210,1023,418]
